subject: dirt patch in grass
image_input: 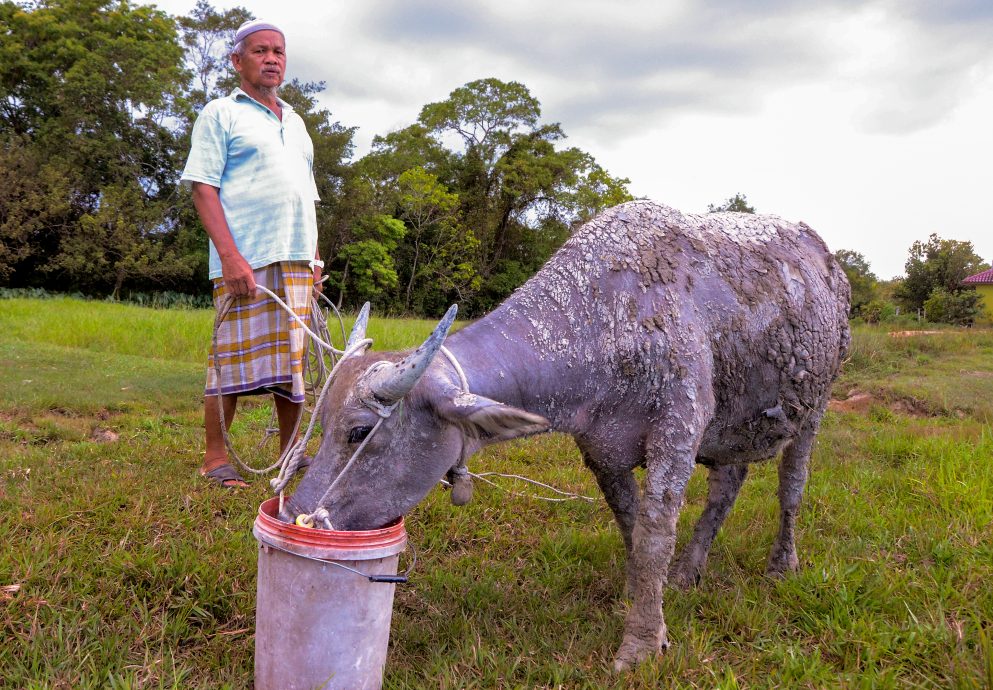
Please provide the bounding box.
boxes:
[90,427,119,443]
[0,410,122,445]
[888,330,944,338]
[829,390,933,417]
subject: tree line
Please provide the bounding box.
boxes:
[0,0,632,317]
[715,195,989,326]
[2,2,986,322]
[835,237,989,326]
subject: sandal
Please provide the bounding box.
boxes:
[201,463,248,489]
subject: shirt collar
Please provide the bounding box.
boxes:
[231,87,293,113]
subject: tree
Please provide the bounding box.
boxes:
[176,0,252,109]
[51,184,198,297]
[0,0,190,292]
[708,193,755,214]
[923,287,982,326]
[395,167,479,312]
[860,300,896,324]
[896,233,989,312]
[412,78,632,313]
[834,249,879,317]
[0,136,73,282]
[332,215,406,305]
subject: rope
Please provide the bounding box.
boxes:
[440,345,469,391]
[212,285,595,528]
[302,397,398,527]
[211,284,355,479]
[462,472,597,503]
[436,345,598,505]
[270,336,374,495]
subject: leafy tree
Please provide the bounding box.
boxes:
[0,0,185,189]
[52,184,198,297]
[332,215,406,304]
[923,287,981,326]
[413,78,631,312]
[0,0,189,292]
[834,249,879,317]
[0,5,632,315]
[568,154,636,225]
[708,193,755,213]
[176,0,252,109]
[860,300,896,324]
[395,167,479,312]
[896,234,989,311]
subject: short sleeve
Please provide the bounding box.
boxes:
[180,107,228,188]
[310,169,320,202]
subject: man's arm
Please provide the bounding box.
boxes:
[191,182,256,297]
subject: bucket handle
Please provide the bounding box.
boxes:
[261,540,417,584]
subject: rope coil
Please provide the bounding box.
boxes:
[212,285,597,533]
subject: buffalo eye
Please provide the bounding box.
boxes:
[348,425,374,444]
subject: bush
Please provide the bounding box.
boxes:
[861,300,897,324]
[923,288,981,326]
[0,287,210,310]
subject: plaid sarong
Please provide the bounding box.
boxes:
[205,261,312,403]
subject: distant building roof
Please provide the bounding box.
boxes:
[963,268,993,285]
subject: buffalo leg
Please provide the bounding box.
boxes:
[613,419,702,672]
[767,422,817,575]
[578,445,639,555]
[668,462,749,589]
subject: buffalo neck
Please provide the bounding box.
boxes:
[441,299,585,432]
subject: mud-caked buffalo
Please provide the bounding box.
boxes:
[284,200,851,670]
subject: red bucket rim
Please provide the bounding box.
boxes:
[255,496,406,551]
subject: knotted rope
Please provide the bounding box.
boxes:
[213,287,596,530]
[211,284,354,483]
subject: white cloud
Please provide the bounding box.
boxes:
[151,0,993,278]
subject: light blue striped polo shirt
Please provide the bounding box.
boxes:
[181,88,320,279]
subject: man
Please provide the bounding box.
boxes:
[181,19,322,488]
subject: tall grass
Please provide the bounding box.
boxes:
[1,300,992,688]
[0,297,452,364]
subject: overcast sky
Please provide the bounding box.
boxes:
[151,0,992,279]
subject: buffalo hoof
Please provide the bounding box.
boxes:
[667,562,702,591]
[612,629,668,673]
[765,547,799,577]
[450,474,473,506]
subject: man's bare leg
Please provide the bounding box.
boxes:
[273,394,303,455]
[202,393,247,487]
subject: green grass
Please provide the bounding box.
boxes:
[837,325,993,422]
[1,301,991,688]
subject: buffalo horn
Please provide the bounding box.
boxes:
[345,302,371,350]
[366,304,458,403]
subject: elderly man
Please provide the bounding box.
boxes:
[181,19,322,488]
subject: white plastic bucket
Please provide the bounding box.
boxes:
[253,497,407,690]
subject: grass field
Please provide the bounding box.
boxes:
[1,297,991,689]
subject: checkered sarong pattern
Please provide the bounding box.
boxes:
[205,261,312,403]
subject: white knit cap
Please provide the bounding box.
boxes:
[234,20,284,44]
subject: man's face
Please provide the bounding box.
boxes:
[232,30,285,92]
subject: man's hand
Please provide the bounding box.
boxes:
[310,257,324,295]
[221,253,257,298]
[312,265,324,295]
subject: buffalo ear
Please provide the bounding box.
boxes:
[436,392,550,442]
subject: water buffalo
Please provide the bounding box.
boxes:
[283,200,851,670]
